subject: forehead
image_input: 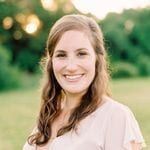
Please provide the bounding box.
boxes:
[54,30,93,52]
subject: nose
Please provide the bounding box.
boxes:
[65,58,78,72]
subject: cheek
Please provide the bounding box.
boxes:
[52,60,63,74]
[84,58,96,72]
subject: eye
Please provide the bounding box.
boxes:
[55,53,66,58]
[77,52,88,57]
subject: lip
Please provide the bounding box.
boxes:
[63,74,84,82]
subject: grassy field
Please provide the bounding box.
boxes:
[0,77,149,150]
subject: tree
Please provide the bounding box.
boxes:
[100,7,150,77]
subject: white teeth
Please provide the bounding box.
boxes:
[65,74,83,80]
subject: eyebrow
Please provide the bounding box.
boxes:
[54,48,88,53]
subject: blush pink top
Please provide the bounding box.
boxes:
[23,97,146,150]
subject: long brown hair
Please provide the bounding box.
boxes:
[28,14,110,146]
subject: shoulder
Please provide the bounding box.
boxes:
[95,96,134,119]
[23,127,38,150]
[108,97,136,122]
[111,99,132,114]
[94,96,139,127]
[109,97,138,125]
[102,97,146,149]
[23,142,36,150]
[89,96,145,149]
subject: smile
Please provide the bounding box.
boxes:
[64,74,84,81]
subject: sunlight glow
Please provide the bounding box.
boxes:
[3,17,13,29]
[72,0,150,19]
[23,14,41,34]
[41,0,57,11]
[15,13,26,24]
[25,23,37,34]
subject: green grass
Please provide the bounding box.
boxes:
[0,77,149,150]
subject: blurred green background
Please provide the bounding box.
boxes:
[0,0,150,149]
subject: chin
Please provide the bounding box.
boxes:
[64,87,88,95]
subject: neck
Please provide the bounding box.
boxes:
[62,92,84,111]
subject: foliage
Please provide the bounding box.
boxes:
[0,45,21,90]
[100,7,150,77]
[0,0,150,81]
[0,0,79,73]
[137,55,150,76]
[111,61,139,78]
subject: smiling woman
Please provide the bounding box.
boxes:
[23,14,146,150]
[52,30,96,96]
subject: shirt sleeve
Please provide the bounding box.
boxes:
[22,127,37,150]
[104,104,146,150]
[23,142,36,150]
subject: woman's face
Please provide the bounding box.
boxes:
[52,30,96,95]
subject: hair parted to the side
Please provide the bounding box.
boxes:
[28,14,111,146]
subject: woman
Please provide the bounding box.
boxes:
[23,14,145,150]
